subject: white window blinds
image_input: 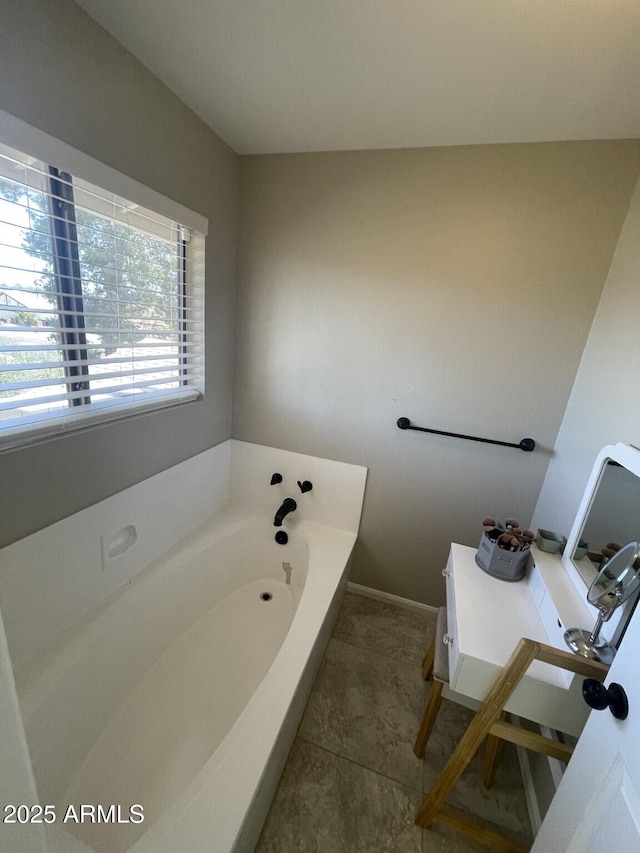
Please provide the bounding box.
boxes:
[0,137,205,448]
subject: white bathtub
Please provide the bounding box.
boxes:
[15,508,358,853]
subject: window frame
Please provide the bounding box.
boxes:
[0,110,207,451]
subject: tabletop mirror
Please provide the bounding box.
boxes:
[564,539,640,663]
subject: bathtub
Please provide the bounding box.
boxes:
[15,507,358,853]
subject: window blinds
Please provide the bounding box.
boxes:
[0,139,205,447]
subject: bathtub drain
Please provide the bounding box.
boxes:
[260,592,273,602]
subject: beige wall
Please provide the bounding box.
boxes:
[0,0,238,546]
[235,142,640,605]
[532,172,640,538]
[2,0,640,609]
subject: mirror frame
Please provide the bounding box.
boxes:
[562,442,640,644]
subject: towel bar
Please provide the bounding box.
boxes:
[397,417,535,452]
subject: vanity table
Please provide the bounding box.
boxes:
[443,542,594,737]
[418,444,640,849]
[444,442,640,739]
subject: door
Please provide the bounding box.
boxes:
[532,607,640,853]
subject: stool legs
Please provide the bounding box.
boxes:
[413,679,444,758]
[414,636,611,850]
[420,638,435,681]
[482,711,507,788]
[415,638,538,829]
[414,634,442,759]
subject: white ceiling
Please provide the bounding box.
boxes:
[74,0,640,155]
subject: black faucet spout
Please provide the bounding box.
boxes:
[274,497,297,527]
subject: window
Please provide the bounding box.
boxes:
[0,122,205,450]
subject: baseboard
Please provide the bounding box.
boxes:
[347,582,438,615]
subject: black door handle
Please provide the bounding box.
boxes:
[583,679,629,720]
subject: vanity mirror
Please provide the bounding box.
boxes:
[562,443,640,648]
[564,539,640,664]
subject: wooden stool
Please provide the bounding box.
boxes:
[414,606,507,787]
[414,637,610,852]
[414,606,449,758]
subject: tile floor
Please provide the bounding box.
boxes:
[255,591,533,853]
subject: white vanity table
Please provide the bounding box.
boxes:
[417,444,640,850]
[444,442,640,740]
[444,543,595,738]
[443,444,640,736]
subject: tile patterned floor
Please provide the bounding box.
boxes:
[255,592,533,853]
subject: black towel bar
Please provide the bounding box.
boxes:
[396,417,535,452]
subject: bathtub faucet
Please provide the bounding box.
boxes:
[274,497,297,527]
